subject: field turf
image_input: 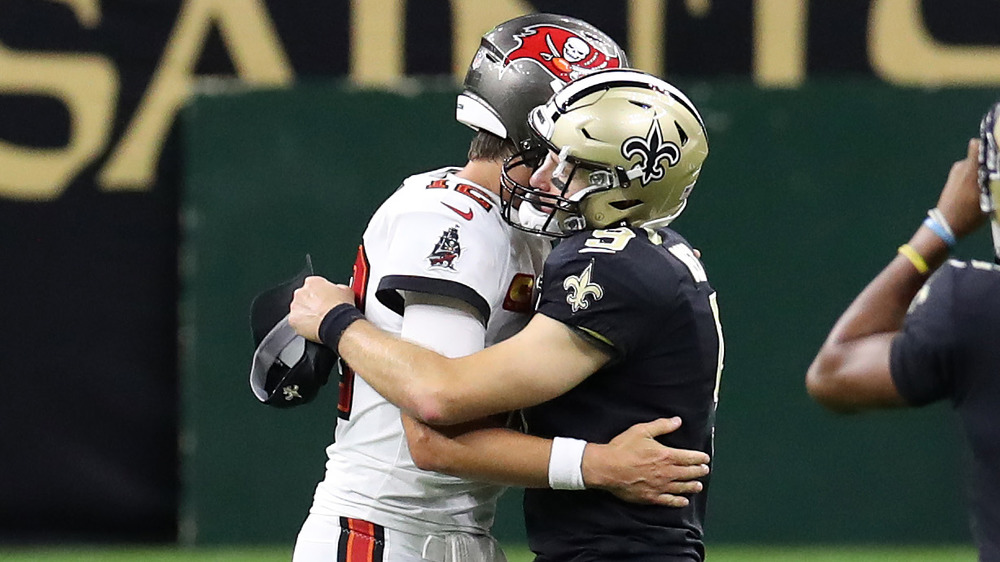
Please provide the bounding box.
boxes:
[0,544,977,561]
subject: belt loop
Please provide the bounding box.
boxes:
[421,535,448,562]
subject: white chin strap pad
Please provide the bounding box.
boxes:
[516,202,561,235]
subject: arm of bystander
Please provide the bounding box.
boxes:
[806,139,987,412]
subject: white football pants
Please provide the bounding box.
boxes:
[292,512,508,562]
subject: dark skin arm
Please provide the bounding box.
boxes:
[806,139,987,412]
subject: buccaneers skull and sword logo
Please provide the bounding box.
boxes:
[503,24,622,82]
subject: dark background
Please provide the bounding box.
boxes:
[1,0,999,546]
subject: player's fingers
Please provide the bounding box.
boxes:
[665,447,711,465]
[661,480,704,495]
[638,417,682,438]
[969,137,981,160]
[666,464,710,482]
[651,494,690,508]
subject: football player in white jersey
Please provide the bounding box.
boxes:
[290,16,711,562]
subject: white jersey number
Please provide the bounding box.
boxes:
[580,227,637,254]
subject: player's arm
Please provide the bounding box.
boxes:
[806,139,986,412]
[355,286,605,425]
[403,414,709,507]
[290,277,607,424]
[395,296,709,506]
[345,307,607,425]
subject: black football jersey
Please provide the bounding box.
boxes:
[523,226,723,561]
[890,259,1000,560]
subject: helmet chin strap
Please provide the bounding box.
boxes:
[641,199,688,231]
[983,189,1000,264]
[991,220,1000,265]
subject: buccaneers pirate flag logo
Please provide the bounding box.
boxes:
[427,226,462,270]
[504,25,622,82]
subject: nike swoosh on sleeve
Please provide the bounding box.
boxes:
[442,202,474,220]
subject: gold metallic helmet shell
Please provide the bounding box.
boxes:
[528,69,708,231]
[979,100,1000,262]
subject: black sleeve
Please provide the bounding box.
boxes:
[889,267,958,406]
[536,230,681,358]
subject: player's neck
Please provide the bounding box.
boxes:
[454,159,503,196]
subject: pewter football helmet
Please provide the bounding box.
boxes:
[501,69,709,236]
[456,13,627,150]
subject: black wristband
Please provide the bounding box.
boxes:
[318,303,365,353]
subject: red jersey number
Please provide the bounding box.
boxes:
[338,244,369,420]
[426,179,493,212]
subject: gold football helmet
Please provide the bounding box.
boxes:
[501,69,708,236]
[979,101,1000,263]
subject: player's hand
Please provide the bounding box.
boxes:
[289,276,356,342]
[937,139,988,240]
[582,417,710,507]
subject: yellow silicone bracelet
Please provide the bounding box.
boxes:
[897,244,930,274]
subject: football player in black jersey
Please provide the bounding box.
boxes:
[290,69,722,561]
[807,102,1000,561]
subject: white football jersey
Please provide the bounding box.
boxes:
[308,167,549,536]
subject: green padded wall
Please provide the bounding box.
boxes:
[181,81,998,546]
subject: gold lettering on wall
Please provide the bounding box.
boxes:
[628,0,665,77]
[99,0,293,191]
[753,0,807,88]
[685,0,711,18]
[350,0,405,86]
[869,0,1000,86]
[0,0,118,201]
[50,0,100,27]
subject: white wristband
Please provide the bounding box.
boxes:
[547,437,588,490]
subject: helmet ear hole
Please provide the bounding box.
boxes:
[610,199,643,211]
[675,122,689,146]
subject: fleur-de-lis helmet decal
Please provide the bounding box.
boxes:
[499,69,709,237]
[621,119,682,187]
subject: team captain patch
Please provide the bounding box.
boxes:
[427,225,462,270]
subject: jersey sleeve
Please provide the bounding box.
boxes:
[889,265,959,406]
[369,191,506,325]
[399,302,486,357]
[535,229,681,357]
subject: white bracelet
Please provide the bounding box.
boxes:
[547,437,588,490]
[927,208,957,242]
